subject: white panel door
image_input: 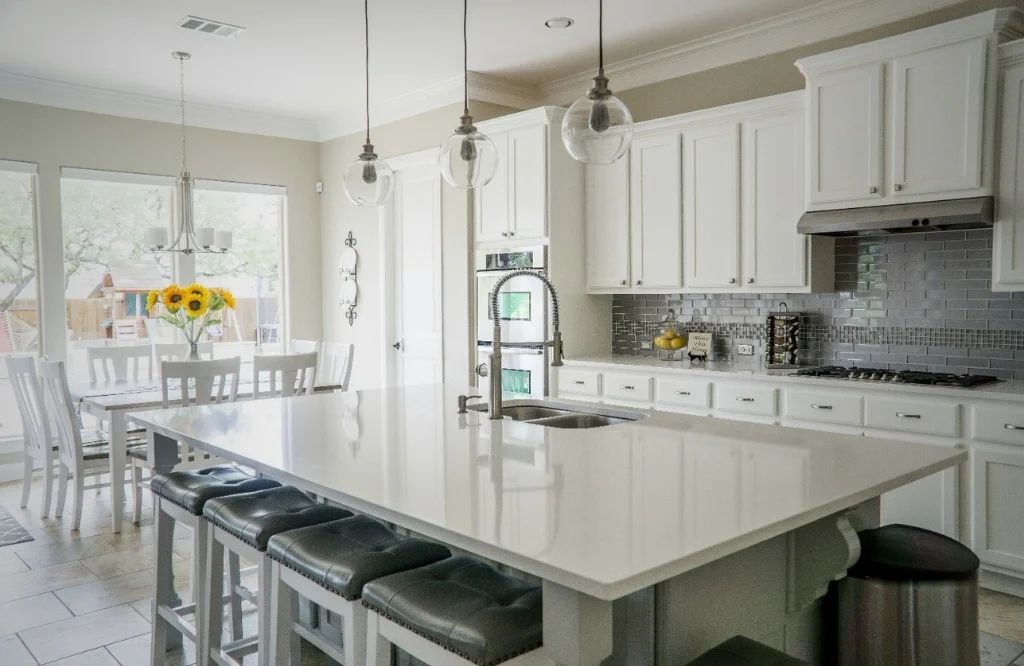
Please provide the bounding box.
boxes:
[891,38,986,198]
[994,63,1024,290]
[742,111,807,290]
[629,133,682,290]
[476,132,510,242]
[972,445,1024,572]
[585,158,631,289]
[390,159,444,387]
[684,122,740,289]
[508,124,547,241]
[806,63,884,206]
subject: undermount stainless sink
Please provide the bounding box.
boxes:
[467,400,645,429]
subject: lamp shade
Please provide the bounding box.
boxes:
[561,89,634,164]
[440,129,498,189]
[343,154,395,207]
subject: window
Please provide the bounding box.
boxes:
[0,160,40,442]
[193,182,286,348]
[60,169,174,373]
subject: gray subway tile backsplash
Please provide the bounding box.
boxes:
[610,229,1024,376]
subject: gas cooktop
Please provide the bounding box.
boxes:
[790,366,1001,389]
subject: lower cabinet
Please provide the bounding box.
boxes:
[972,444,1024,572]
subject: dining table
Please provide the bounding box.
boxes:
[71,374,342,533]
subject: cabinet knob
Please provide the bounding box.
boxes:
[894,184,903,192]
[1005,424,1023,431]
[509,231,515,237]
[747,278,754,284]
[869,186,878,194]
[729,278,736,284]
[620,280,628,286]
[636,280,642,286]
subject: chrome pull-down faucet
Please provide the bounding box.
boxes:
[477,270,563,420]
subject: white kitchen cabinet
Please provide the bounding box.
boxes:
[972,444,1024,572]
[890,38,986,198]
[475,123,547,242]
[585,155,631,289]
[630,133,683,290]
[804,63,884,206]
[683,122,741,289]
[995,43,1024,291]
[742,110,809,290]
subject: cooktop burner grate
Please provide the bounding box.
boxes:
[790,366,1001,388]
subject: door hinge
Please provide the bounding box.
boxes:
[315,181,324,194]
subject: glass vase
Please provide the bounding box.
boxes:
[187,341,201,362]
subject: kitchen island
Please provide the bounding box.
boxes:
[129,383,965,665]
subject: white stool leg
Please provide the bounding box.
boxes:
[151,499,175,666]
[257,554,273,666]
[269,561,299,666]
[131,459,144,524]
[366,611,392,666]
[344,602,370,666]
[202,529,226,666]
[228,552,244,641]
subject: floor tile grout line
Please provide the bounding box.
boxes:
[51,589,77,618]
[14,632,39,665]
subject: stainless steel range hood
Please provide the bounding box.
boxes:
[797,196,994,236]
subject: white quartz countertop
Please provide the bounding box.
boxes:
[564,355,1024,402]
[129,384,964,600]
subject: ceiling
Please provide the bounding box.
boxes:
[0,0,964,140]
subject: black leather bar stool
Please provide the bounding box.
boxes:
[265,514,452,665]
[685,636,810,665]
[201,486,352,666]
[362,555,545,666]
[149,465,281,666]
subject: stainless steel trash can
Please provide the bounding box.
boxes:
[838,524,981,666]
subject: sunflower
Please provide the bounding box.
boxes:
[145,290,159,313]
[185,283,210,299]
[184,291,210,318]
[161,285,185,312]
[211,287,235,310]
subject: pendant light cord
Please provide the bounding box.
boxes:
[179,56,188,173]
[364,0,371,145]
[463,0,469,117]
[598,0,604,77]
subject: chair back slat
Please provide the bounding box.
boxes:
[87,344,153,382]
[5,356,53,463]
[153,342,214,364]
[253,352,317,399]
[160,357,241,408]
[39,360,85,472]
[290,339,319,355]
[322,342,354,390]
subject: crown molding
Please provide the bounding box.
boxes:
[0,70,321,141]
[539,0,972,104]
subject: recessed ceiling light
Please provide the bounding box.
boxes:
[545,17,574,29]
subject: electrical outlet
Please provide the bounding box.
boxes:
[641,341,652,350]
[737,344,754,356]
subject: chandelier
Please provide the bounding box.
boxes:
[145,52,231,255]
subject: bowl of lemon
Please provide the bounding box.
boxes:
[653,327,688,361]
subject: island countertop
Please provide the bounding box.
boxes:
[129,383,964,601]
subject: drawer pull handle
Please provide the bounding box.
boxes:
[811,404,832,410]
[675,390,691,396]
[896,412,921,419]
[621,385,635,390]
[572,380,585,385]
[1005,424,1024,431]
[736,397,755,403]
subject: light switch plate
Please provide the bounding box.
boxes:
[737,344,754,356]
[641,341,652,350]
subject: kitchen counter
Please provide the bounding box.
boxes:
[564,354,1024,402]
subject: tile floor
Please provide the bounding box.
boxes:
[1,478,1023,665]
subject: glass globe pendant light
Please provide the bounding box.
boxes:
[343,0,394,206]
[439,0,498,189]
[561,0,634,164]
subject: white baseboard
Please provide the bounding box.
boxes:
[980,567,1024,599]
[0,460,25,485]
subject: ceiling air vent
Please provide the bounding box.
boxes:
[176,15,245,38]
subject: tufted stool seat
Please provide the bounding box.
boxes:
[685,635,810,665]
[265,515,452,665]
[201,486,353,666]
[362,555,544,666]
[149,465,281,666]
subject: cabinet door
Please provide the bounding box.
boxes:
[994,63,1024,289]
[742,111,807,289]
[806,63,884,206]
[891,38,986,198]
[586,157,631,289]
[973,445,1024,572]
[476,132,510,242]
[629,133,683,290]
[684,122,741,289]
[508,124,547,240]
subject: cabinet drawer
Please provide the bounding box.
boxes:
[865,397,959,437]
[716,384,777,416]
[559,368,601,397]
[785,390,863,426]
[974,406,1024,446]
[605,373,653,403]
[656,377,711,409]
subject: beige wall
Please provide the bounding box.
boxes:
[0,98,322,358]
[320,100,519,390]
[620,0,1024,121]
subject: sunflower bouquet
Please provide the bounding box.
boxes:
[147,283,235,358]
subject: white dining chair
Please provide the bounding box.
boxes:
[290,339,320,355]
[153,341,214,364]
[40,360,136,530]
[87,344,153,382]
[112,318,140,342]
[6,355,59,516]
[253,352,318,399]
[321,342,354,390]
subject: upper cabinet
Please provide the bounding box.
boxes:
[585,151,631,289]
[475,121,548,243]
[630,133,683,290]
[683,123,740,289]
[797,10,1019,211]
[995,41,1024,291]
